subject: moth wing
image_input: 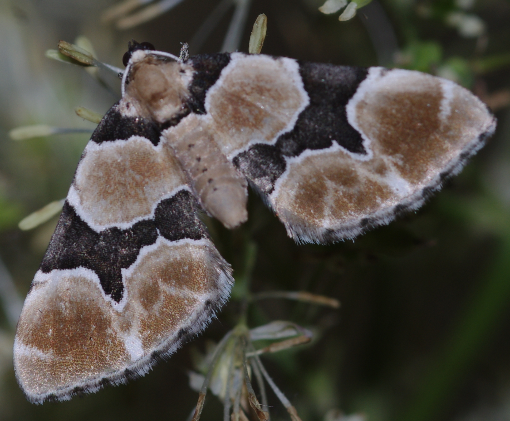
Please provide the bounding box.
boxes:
[210,57,496,243]
[14,104,233,403]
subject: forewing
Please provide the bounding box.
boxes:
[14,103,233,403]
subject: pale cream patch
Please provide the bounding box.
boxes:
[70,136,188,230]
[205,53,309,158]
[14,237,232,402]
[14,269,130,399]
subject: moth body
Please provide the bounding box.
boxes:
[14,43,496,404]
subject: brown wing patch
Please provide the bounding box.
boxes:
[72,137,187,228]
[273,149,397,238]
[123,239,224,350]
[14,270,130,398]
[354,70,493,185]
[206,54,309,157]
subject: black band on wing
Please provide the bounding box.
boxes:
[155,191,208,242]
[187,53,231,114]
[39,190,207,303]
[92,103,162,146]
[276,62,369,157]
[233,144,286,196]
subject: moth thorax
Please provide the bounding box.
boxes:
[163,115,248,229]
[126,59,191,123]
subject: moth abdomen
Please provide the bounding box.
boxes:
[163,113,248,228]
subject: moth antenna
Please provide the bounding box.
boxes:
[180,42,190,61]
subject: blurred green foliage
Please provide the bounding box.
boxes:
[0,0,509,420]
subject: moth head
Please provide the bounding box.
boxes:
[121,46,193,124]
[122,40,156,67]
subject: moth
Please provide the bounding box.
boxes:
[14,41,496,403]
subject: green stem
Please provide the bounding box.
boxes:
[232,239,258,326]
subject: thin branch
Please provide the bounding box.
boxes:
[221,0,252,52]
[247,335,312,357]
[249,354,270,420]
[102,0,154,23]
[189,0,234,53]
[223,337,237,421]
[251,291,340,308]
[192,330,234,421]
[233,367,243,421]
[242,338,269,420]
[0,257,23,328]
[249,345,302,421]
[116,0,187,29]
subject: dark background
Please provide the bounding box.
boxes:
[0,0,509,420]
